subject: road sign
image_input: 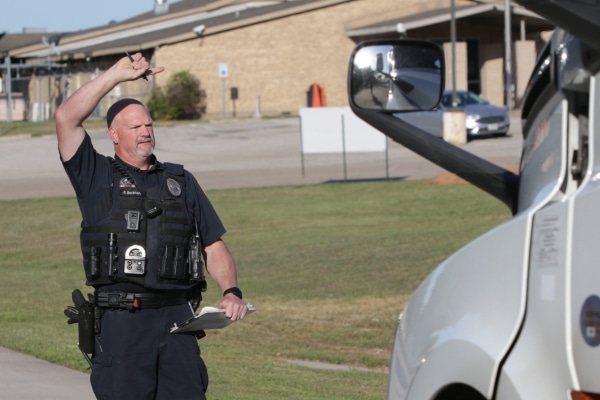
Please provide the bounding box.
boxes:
[218,63,229,79]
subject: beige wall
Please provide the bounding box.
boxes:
[479,40,537,108]
[515,40,536,107]
[151,0,537,116]
[154,0,402,118]
[443,41,468,92]
[480,43,504,106]
[0,93,25,121]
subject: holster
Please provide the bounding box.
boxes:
[78,302,95,355]
[188,284,205,312]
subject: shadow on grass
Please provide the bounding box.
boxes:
[323,177,407,184]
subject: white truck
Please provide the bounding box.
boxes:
[348,1,600,399]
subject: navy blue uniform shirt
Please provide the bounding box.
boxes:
[62,132,226,290]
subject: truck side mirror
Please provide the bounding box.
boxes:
[349,40,444,112]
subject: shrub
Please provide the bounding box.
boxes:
[148,70,207,120]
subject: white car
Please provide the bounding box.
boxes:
[398,90,510,139]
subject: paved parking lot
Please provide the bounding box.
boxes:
[0,115,523,200]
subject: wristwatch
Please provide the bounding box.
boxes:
[223,286,243,300]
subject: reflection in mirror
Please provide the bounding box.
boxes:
[350,42,443,112]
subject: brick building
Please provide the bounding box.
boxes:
[0,0,552,121]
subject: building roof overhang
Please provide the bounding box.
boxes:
[345,2,552,38]
[8,0,351,59]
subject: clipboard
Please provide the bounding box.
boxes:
[170,303,255,333]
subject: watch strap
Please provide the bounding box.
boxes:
[223,287,243,299]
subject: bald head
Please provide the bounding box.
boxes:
[107,98,146,127]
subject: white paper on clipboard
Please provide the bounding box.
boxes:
[170,304,255,333]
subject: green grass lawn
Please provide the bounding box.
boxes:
[0,118,181,138]
[0,180,509,399]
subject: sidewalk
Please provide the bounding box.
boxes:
[0,347,94,399]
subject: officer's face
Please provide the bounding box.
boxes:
[109,104,156,165]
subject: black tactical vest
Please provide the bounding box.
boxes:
[79,159,205,291]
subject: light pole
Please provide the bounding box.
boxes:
[41,35,60,121]
[504,0,512,110]
[450,0,457,107]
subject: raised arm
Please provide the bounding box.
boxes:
[55,53,164,161]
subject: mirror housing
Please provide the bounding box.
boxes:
[348,40,445,112]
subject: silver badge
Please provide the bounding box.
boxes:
[167,178,182,196]
[119,177,135,188]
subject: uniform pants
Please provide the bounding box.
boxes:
[90,303,208,400]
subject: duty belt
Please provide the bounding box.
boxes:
[96,291,189,310]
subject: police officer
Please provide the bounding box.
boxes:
[56,52,247,399]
